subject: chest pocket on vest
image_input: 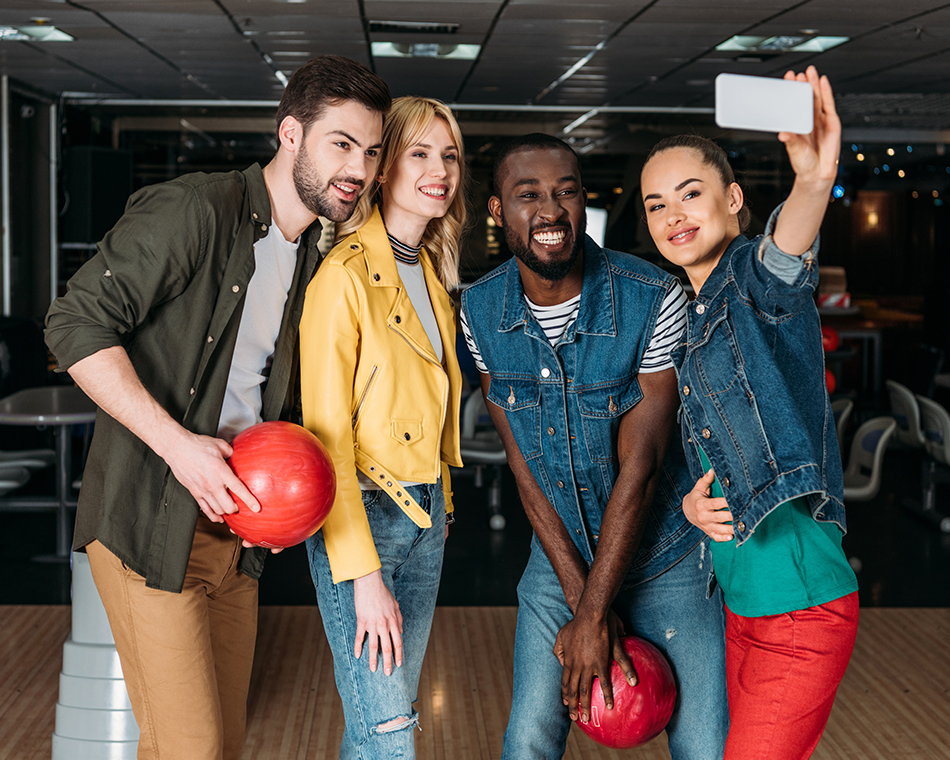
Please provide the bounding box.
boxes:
[577,378,641,463]
[487,378,542,460]
[690,301,747,397]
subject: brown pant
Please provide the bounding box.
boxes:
[87,518,258,760]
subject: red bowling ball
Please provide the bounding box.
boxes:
[223,421,336,548]
[821,325,840,352]
[825,368,837,395]
[576,635,677,750]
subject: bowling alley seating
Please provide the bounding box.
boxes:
[0,465,30,496]
[905,395,950,533]
[831,398,854,458]
[886,379,926,449]
[842,416,897,502]
[458,391,508,530]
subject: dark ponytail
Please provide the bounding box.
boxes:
[643,135,751,232]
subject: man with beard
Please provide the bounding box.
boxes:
[44,56,389,760]
[460,134,728,759]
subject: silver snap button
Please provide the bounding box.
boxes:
[207,335,214,343]
[253,212,259,219]
[232,285,240,293]
[723,477,731,488]
[541,368,551,378]
[189,388,195,395]
[260,224,267,232]
[695,303,706,315]
[557,480,564,488]
[702,428,711,439]
[737,521,746,532]
[547,427,555,435]
[104,269,112,277]
[683,385,690,396]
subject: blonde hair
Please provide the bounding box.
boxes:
[337,96,467,291]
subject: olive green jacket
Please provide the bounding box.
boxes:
[45,163,322,592]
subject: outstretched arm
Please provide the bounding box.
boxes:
[554,368,681,723]
[772,66,841,256]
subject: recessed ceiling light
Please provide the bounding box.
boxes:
[369,20,459,35]
[716,34,848,53]
[371,42,479,60]
[0,24,74,42]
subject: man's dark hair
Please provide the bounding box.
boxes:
[275,55,391,138]
[491,133,580,195]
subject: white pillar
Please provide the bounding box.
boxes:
[52,552,139,759]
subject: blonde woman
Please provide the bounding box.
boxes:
[299,96,466,758]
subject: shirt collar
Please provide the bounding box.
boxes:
[497,234,617,337]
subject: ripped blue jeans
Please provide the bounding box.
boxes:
[502,538,728,760]
[306,481,445,759]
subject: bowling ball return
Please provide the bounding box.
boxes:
[224,421,336,548]
[576,635,677,750]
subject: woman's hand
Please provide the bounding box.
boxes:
[778,65,841,191]
[353,569,403,675]
[683,470,734,542]
[771,66,841,256]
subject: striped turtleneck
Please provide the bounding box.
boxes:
[388,233,421,265]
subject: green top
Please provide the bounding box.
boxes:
[46,164,323,592]
[698,447,858,617]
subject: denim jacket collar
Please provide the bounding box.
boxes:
[498,235,617,338]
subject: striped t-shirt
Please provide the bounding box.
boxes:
[461,280,687,374]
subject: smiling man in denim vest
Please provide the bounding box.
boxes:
[460,134,728,759]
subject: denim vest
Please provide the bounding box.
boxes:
[461,238,701,585]
[671,215,846,547]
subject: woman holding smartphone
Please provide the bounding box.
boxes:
[299,96,467,759]
[639,67,858,759]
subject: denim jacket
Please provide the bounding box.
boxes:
[461,237,701,585]
[672,208,845,547]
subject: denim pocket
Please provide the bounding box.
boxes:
[487,377,542,459]
[691,301,746,397]
[361,489,383,512]
[577,377,640,463]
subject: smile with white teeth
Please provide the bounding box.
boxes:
[420,186,447,197]
[670,228,696,241]
[333,182,358,196]
[533,229,567,245]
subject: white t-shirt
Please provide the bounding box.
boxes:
[216,224,299,442]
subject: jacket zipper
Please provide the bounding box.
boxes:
[388,324,449,474]
[352,365,379,427]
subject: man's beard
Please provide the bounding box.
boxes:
[292,141,363,223]
[503,211,586,282]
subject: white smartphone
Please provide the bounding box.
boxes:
[715,73,813,134]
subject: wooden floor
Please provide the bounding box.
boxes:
[2,606,949,759]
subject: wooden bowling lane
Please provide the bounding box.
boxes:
[2,606,949,759]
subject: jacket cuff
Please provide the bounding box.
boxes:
[756,203,819,286]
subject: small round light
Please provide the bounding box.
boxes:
[832,185,845,198]
[856,153,865,161]
[898,170,906,178]
[887,148,895,156]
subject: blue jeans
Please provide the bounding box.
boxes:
[306,481,446,759]
[502,539,729,760]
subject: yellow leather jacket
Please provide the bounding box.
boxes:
[300,207,463,583]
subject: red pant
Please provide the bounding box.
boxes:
[724,592,859,760]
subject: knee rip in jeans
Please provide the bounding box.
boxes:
[373,714,418,735]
